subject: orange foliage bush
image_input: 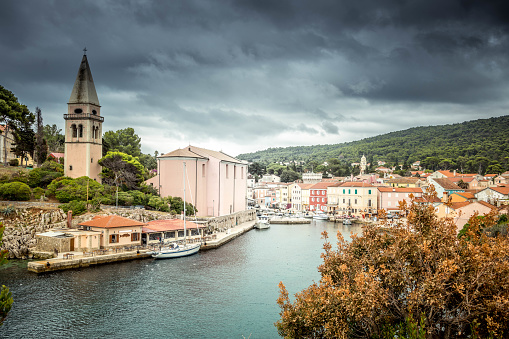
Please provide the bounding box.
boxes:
[276,191,509,338]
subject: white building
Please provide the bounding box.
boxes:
[302,171,322,184]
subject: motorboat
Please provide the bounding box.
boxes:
[255,215,270,229]
[312,212,329,220]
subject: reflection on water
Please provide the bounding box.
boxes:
[0,220,361,339]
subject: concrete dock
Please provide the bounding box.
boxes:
[269,217,311,224]
[28,220,256,273]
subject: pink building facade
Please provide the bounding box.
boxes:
[377,187,424,214]
[148,146,248,217]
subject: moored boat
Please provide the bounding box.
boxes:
[254,215,271,229]
[312,212,329,220]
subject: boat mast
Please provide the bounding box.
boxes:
[183,162,186,245]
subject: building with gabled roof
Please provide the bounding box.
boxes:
[475,185,509,206]
[428,177,464,198]
[143,219,206,245]
[377,187,424,215]
[147,145,248,217]
[334,182,377,216]
[435,200,497,232]
[79,215,145,249]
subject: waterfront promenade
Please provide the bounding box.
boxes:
[27,219,255,273]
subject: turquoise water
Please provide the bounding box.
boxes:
[0,220,361,338]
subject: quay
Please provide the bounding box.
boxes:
[27,220,256,273]
[269,217,311,224]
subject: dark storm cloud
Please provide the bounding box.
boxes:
[1,0,509,155]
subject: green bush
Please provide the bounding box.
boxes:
[127,190,148,206]
[147,195,170,212]
[28,168,63,188]
[8,159,18,166]
[116,191,134,206]
[47,176,105,203]
[0,182,31,201]
[41,160,64,173]
[32,187,45,200]
[59,200,87,216]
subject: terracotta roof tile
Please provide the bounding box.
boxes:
[144,219,205,232]
[432,178,462,190]
[377,187,423,193]
[79,215,146,228]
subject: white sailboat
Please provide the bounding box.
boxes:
[152,162,201,259]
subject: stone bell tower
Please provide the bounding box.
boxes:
[64,50,103,182]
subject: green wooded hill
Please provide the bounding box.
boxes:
[237,115,509,174]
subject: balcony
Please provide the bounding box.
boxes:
[64,113,104,122]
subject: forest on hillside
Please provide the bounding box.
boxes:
[237,115,509,175]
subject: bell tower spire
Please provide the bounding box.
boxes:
[64,51,103,182]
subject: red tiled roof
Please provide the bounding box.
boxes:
[452,192,475,199]
[338,182,374,187]
[477,201,497,209]
[79,215,147,228]
[485,174,497,178]
[378,187,423,193]
[449,176,475,183]
[491,186,509,195]
[437,170,455,177]
[49,152,65,159]
[432,178,462,190]
[450,201,471,210]
[144,219,205,232]
[310,182,338,189]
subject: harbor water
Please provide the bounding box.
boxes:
[0,220,362,338]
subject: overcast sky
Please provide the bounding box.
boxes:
[1,1,508,157]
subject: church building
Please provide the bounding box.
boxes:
[63,52,103,182]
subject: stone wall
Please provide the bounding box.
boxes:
[202,210,256,233]
[0,206,173,259]
[0,205,255,259]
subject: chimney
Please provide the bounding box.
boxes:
[453,170,456,177]
[67,210,72,228]
[442,191,449,203]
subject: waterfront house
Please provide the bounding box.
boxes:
[309,182,336,213]
[326,182,343,214]
[336,182,377,217]
[79,215,145,249]
[35,228,102,254]
[289,183,303,211]
[298,183,313,211]
[147,146,248,217]
[142,219,206,246]
[377,187,424,216]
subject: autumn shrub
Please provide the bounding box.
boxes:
[0,182,31,201]
[276,193,509,338]
[59,200,87,216]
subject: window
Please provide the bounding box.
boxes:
[368,199,372,207]
[131,233,140,241]
[322,198,325,202]
[178,231,184,238]
[388,193,391,197]
[78,124,83,138]
[311,198,314,202]
[343,198,345,203]
[368,189,372,194]
[69,165,72,170]
[202,164,206,177]
[109,234,119,243]
[71,124,77,138]
[92,109,97,115]
[355,198,357,205]
[388,201,391,206]
[395,193,399,198]
[348,189,351,194]
[343,189,345,194]
[74,108,83,113]
[355,189,357,194]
